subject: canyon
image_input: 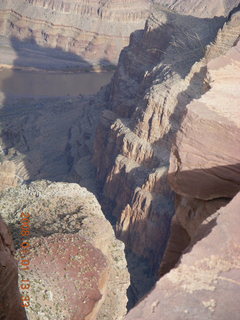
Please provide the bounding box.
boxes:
[93,1,240,304]
[0,0,151,70]
[0,0,239,319]
[127,24,240,320]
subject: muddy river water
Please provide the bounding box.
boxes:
[0,69,114,97]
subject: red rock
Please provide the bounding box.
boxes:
[0,181,130,319]
[17,233,108,320]
[169,40,240,200]
[126,192,240,320]
[0,216,27,320]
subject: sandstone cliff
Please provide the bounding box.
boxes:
[93,2,240,302]
[0,0,239,317]
[124,10,240,319]
[126,192,240,320]
[0,180,130,320]
[1,0,238,70]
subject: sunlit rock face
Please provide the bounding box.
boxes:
[0,181,130,320]
[125,15,240,319]
[93,1,240,302]
[126,192,240,320]
[168,39,240,200]
[1,0,238,69]
[161,34,240,280]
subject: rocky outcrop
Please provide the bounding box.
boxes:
[125,26,240,320]
[0,216,27,320]
[0,0,151,69]
[18,234,108,320]
[0,181,130,320]
[168,39,240,200]
[0,0,239,316]
[160,33,240,279]
[126,192,240,320]
[93,3,240,301]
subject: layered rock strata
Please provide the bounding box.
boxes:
[0,180,130,320]
[93,3,240,301]
[1,0,237,69]
[125,21,240,319]
[0,0,151,69]
[169,42,240,200]
[161,37,240,275]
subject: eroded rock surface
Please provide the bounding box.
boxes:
[93,4,240,303]
[1,0,237,70]
[0,91,106,193]
[169,40,240,200]
[0,181,130,320]
[0,160,18,191]
[126,24,240,319]
[153,0,240,18]
[159,32,240,281]
[126,193,240,320]
[0,0,151,69]
[0,216,27,320]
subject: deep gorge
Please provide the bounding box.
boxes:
[0,1,240,320]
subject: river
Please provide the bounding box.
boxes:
[0,69,114,97]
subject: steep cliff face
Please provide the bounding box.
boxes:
[0,181,130,320]
[94,6,226,263]
[1,0,238,69]
[169,42,240,201]
[126,192,240,320]
[0,1,239,317]
[124,12,240,318]
[161,36,240,275]
[0,0,151,69]
[93,3,240,302]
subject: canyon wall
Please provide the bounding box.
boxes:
[161,34,240,275]
[0,0,151,69]
[126,192,240,320]
[93,2,240,301]
[0,1,239,317]
[125,12,240,320]
[1,0,238,69]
